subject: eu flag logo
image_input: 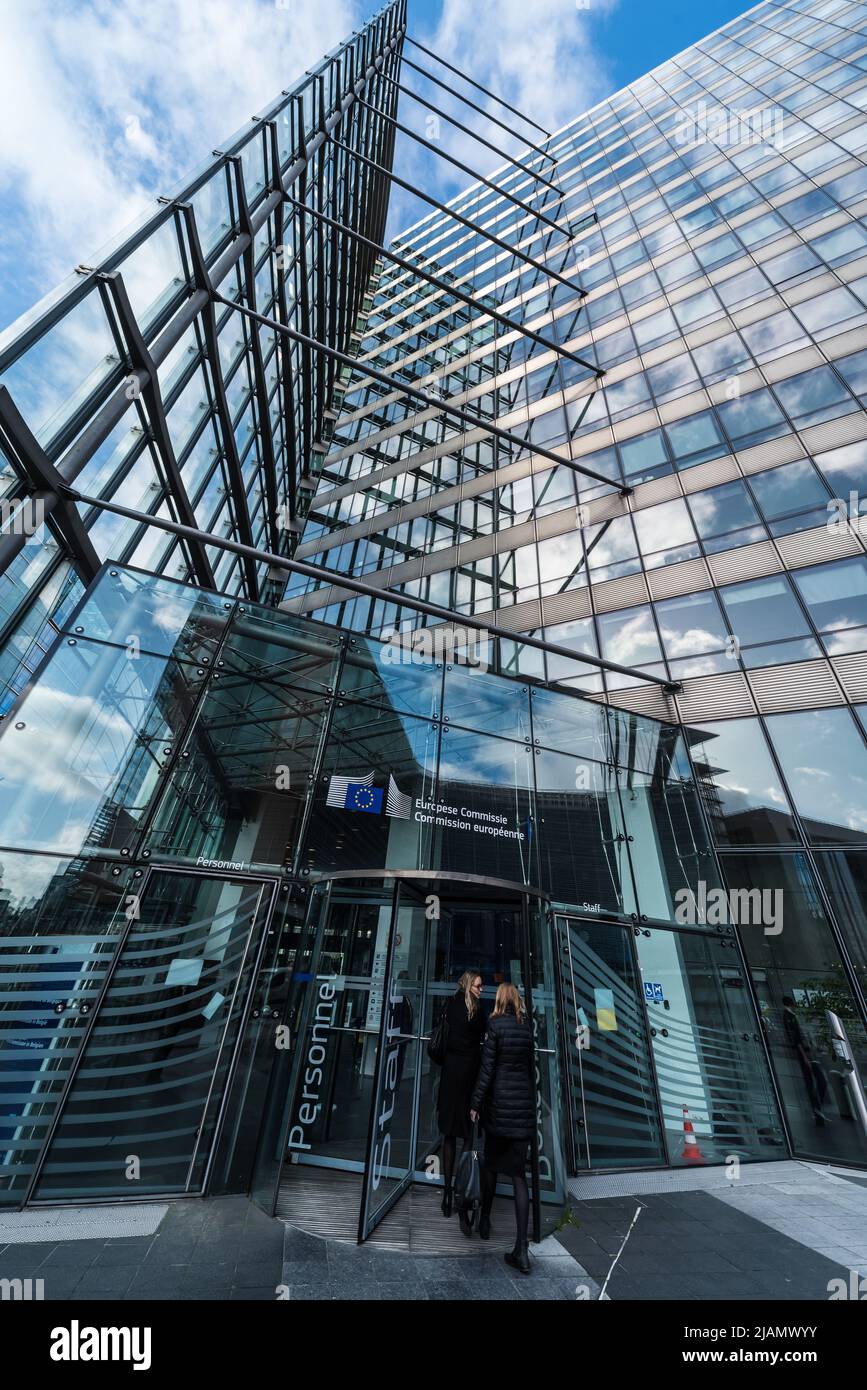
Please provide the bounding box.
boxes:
[345,783,383,814]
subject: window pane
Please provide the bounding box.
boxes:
[766,708,867,845]
[691,717,798,846]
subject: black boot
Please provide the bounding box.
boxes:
[441,1184,453,1218]
[478,1212,491,1240]
[459,1204,474,1238]
[504,1242,531,1275]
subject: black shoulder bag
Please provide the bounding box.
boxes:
[427,1000,450,1065]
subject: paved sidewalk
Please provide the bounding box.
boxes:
[558,1160,867,1300]
[0,1196,283,1301]
[1,1161,864,1301]
[278,1223,593,1300]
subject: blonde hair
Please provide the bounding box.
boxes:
[491,982,525,1021]
[457,970,482,1019]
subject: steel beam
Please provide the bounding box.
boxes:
[0,388,100,583]
[404,39,553,154]
[99,271,216,590]
[331,135,580,297]
[373,65,560,195]
[213,293,625,494]
[356,97,566,237]
[284,195,599,377]
[228,156,282,555]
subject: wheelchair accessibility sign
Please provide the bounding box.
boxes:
[644,981,664,1003]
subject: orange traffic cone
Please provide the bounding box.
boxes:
[681,1105,706,1164]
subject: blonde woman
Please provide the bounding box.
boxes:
[470,983,534,1274]
[436,970,485,1217]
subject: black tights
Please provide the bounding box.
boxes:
[442,1134,457,1192]
[481,1164,529,1247]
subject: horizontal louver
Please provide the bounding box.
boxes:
[747,659,843,711]
[675,672,755,721]
[592,571,650,613]
[707,540,782,585]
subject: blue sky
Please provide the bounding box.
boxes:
[0,0,752,341]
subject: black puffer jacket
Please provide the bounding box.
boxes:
[471,1012,535,1138]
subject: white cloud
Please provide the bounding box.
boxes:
[389,0,620,235]
[0,0,359,329]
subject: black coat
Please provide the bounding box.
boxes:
[471,1012,534,1139]
[436,992,486,1139]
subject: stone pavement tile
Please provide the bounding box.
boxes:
[326,1244,377,1276]
[0,1242,54,1267]
[681,1271,791,1300]
[127,1267,188,1296]
[230,1286,276,1300]
[459,1254,521,1281]
[284,1285,331,1300]
[37,1240,106,1267]
[75,1266,137,1295]
[0,1256,54,1279]
[281,1259,331,1285]
[622,1248,742,1276]
[283,1227,329,1262]
[43,1279,87,1300]
[147,1245,198,1267]
[234,1257,281,1286]
[330,1279,381,1300]
[426,1279,478,1300]
[515,1276,578,1300]
[378,1281,429,1300]
[183,1279,237,1301]
[366,1251,420,1281]
[92,1239,155,1266]
[414,1256,467,1282]
[612,1275,699,1301]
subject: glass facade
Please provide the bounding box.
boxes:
[1,0,867,1232]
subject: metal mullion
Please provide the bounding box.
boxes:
[228,160,281,555]
[294,96,314,478]
[0,388,100,583]
[99,272,215,590]
[271,194,299,526]
[325,59,345,393]
[178,205,259,599]
[313,76,329,424]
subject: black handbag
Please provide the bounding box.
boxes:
[454,1121,482,1216]
[427,1001,449,1065]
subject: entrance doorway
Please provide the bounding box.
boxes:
[556,913,785,1170]
[251,872,561,1243]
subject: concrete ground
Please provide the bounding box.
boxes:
[1,1160,865,1301]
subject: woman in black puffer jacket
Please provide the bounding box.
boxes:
[470,982,535,1275]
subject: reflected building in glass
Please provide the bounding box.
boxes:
[0,0,866,1232]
